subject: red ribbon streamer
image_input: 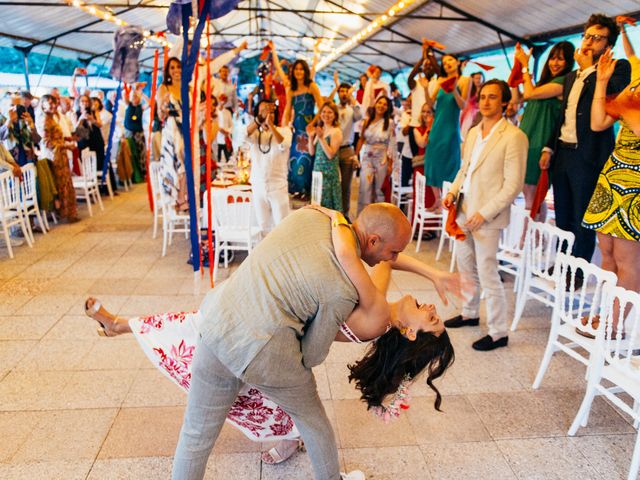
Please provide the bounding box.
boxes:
[145,49,160,212]
[205,19,215,287]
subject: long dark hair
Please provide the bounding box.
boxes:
[289,59,312,91]
[440,53,462,77]
[348,328,454,411]
[364,96,393,132]
[163,57,181,86]
[538,41,575,86]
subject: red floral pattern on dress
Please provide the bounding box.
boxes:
[131,312,299,441]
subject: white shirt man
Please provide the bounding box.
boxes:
[336,84,362,217]
[213,65,237,111]
[443,80,527,352]
[247,100,291,234]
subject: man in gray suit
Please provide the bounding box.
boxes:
[172,203,413,480]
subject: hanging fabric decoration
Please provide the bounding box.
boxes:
[110,25,145,84]
[145,49,160,212]
[102,82,121,183]
[204,20,215,286]
[170,0,239,273]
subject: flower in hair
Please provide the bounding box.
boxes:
[371,374,412,423]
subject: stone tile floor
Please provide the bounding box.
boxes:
[0,185,636,479]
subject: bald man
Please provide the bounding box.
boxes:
[173,204,412,480]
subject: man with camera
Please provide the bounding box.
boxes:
[0,95,40,168]
[246,98,291,234]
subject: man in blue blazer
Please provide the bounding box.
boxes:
[540,14,630,273]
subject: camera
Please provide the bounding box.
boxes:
[15,105,26,118]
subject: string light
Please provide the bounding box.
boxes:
[317,0,421,71]
[65,0,171,48]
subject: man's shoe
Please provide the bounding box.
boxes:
[341,471,365,480]
[444,315,479,328]
[472,335,508,351]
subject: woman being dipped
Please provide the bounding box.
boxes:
[309,101,343,211]
[84,205,457,464]
[514,41,575,221]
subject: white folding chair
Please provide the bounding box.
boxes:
[532,253,617,388]
[0,171,33,258]
[411,172,443,253]
[390,166,413,218]
[511,220,575,331]
[311,171,323,206]
[20,163,47,241]
[568,286,640,480]
[148,162,163,239]
[211,188,262,280]
[497,205,529,293]
[435,181,457,272]
[154,165,190,257]
[73,149,104,217]
[96,159,114,200]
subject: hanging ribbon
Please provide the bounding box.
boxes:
[180,1,208,273]
[102,81,122,183]
[145,49,160,212]
[469,61,494,71]
[204,19,215,286]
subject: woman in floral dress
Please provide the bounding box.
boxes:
[355,96,396,214]
[309,102,343,211]
[39,95,78,222]
[84,206,457,464]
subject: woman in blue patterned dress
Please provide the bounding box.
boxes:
[309,102,343,211]
[279,58,322,199]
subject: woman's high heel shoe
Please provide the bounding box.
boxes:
[84,297,116,337]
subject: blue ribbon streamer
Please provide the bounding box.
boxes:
[102,81,122,182]
[179,2,209,272]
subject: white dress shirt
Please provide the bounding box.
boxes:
[248,126,292,191]
[462,118,504,194]
[337,103,362,146]
[559,65,596,144]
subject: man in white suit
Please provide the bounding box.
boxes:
[442,79,527,351]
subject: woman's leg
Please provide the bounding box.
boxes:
[612,237,640,292]
[597,233,616,275]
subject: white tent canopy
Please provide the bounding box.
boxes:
[0,0,637,82]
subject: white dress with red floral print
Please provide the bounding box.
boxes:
[129,311,364,442]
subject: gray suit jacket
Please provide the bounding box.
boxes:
[199,208,359,385]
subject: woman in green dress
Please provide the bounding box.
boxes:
[514,41,575,221]
[309,102,343,211]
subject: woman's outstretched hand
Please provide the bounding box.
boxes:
[432,270,474,306]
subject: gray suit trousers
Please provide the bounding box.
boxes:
[172,332,341,480]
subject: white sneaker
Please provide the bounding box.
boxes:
[340,471,365,480]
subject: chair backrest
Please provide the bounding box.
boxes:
[499,204,529,255]
[80,149,98,184]
[552,253,617,335]
[20,164,38,204]
[414,172,426,213]
[211,189,253,231]
[523,220,575,281]
[391,166,401,190]
[599,286,640,373]
[148,162,162,201]
[0,171,21,211]
[311,171,323,206]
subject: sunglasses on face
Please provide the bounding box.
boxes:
[582,33,607,42]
